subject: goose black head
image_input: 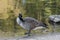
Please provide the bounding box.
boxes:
[18,13,25,22]
[19,13,22,18]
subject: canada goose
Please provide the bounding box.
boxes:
[49,15,60,23]
[16,13,48,36]
[49,15,60,32]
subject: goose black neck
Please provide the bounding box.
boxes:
[19,17,25,22]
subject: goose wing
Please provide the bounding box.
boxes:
[24,17,40,27]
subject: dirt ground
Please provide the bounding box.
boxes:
[0,33,60,40]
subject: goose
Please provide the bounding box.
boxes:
[49,15,60,32]
[16,13,48,36]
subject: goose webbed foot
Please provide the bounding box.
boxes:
[24,32,31,36]
[24,30,31,36]
[28,34,31,36]
[24,32,28,35]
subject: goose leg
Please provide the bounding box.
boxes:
[27,30,31,36]
[24,29,31,36]
[52,23,56,32]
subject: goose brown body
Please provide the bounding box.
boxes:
[16,13,48,36]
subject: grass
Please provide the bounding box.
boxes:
[0,25,60,37]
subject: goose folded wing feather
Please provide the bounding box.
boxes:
[24,17,40,27]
